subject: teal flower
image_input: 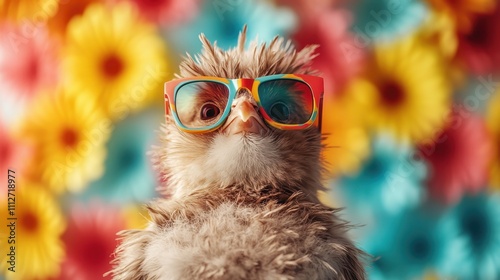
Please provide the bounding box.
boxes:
[77,109,162,204]
[350,0,428,43]
[331,135,426,224]
[361,205,460,280]
[445,193,500,279]
[164,0,297,54]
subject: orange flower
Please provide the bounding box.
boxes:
[0,0,59,22]
[47,0,101,37]
[322,95,370,177]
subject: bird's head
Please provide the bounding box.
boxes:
[152,27,325,199]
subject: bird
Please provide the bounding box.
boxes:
[108,27,367,280]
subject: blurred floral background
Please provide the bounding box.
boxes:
[0,0,499,279]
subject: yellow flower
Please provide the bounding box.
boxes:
[417,12,458,60]
[346,36,452,143]
[20,90,110,193]
[416,13,466,87]
[63,3,172,121]
[488,90,500,189]
[0,182,65,279]
[422,271,441,280]
[0,0,58,22]
[322,95,370,177]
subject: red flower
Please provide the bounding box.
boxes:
[125,0,200,25]
[276,0,335,20]
[418,108,494,204]
[0,23,59,98]
[456,4,500,75]
[286,3,365,94]
[60,203,126,280]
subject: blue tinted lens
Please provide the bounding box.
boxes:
[258,79,313,124]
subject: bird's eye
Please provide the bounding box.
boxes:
[269,101,290,122]
[200,102,221,120]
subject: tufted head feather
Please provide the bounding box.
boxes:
[151,27,325,201]
[177,25,319,79]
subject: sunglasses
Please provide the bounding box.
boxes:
[164,74,324,133]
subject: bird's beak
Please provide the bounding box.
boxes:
[221,98,267,135]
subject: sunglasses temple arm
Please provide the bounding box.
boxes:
[317,93,324,133]
[164,97,170,117]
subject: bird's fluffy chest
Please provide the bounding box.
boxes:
[127,189,359,280]
[144,201,305,280]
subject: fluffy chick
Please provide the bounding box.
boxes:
[109,27,367,280]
